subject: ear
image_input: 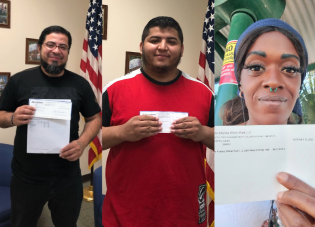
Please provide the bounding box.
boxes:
[140,42,143,55]
[37,44,41,53]
[181,44,184,57]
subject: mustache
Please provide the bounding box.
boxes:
[258,95,288,101]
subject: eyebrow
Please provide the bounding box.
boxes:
[281,54,300,61]
[246,51,266,58]
[149,36,178,40]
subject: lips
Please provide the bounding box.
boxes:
[258,95,287,109]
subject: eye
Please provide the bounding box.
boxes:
[59,45,68,51]
[46,42,56,48]
[244,64,265,72]
[150,39,159,44]
[281,66,301,74]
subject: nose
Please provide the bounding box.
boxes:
[158,40,168,51]
[262,66,285,91]
[52,46,62,54]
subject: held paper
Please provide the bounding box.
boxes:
[215,125,315,205]
[27,99,71,154]
[29,99,72,120]
[140,111,188,133]
[27,118,70,154]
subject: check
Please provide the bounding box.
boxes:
[27,99,71,154]
[215,125,315,205]
[140,111,188,133]
[29,99,72,120]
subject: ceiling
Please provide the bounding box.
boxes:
[215,0,315,79]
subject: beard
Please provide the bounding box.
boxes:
[142,48,182,73]
[40,55,66,75]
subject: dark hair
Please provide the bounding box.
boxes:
[221,26,306,125]
[141,16,183,44]
[38,26,72,50]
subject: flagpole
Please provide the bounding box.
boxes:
[83,165,94,202]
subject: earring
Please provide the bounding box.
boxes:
[239,92,245,100]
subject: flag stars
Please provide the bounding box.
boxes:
[97,20,102,26]
[211,2,215,9]
[87,12,91,17]
[207,47,211,54]
[210,13,215,21]
[204,17,209,24]
[91,8,96,14]
[89,35,92,40]
[94,36,98,42]
[206,6,210,12]
[90,17,95,23]
[207,36,213,43]
[208,24,214,32]
[93,44,98,50]
[89,26,94,32]
[204,28,208,34]
[99,11,103,18]
[96,29,100,34]
[92,0,96,5]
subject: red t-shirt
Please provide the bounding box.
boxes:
[102,68,214,227]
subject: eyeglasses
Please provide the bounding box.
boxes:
[44,41,69,52]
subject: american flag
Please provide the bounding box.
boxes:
[197,0,215,226]
[80,0,103,168]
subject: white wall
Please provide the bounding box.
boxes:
[101,0,208,194]
[0,0,101,176]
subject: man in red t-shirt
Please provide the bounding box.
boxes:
[102,16,214,227]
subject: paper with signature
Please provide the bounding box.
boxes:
[27,99,71,154]
[140,111,188,133]
[215,125,315,205]
[29,99,72,120]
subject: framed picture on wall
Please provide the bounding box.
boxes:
[0,0,10,28]
[0,72,10,97]
[25,38,40,65]
[125,51,142,74]
[102,5,108,40]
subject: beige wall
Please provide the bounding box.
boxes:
[0,0,101,176]
[101,0,208,194]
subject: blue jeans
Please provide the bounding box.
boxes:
[10,171,83,227]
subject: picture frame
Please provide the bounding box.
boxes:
[125,51,142,74]
[25,38,40,65]
[0,0,10,28]
[0,72,10,97]
[102,5,108,40]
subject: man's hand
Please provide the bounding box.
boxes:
[60,140,85,161]
[13,105,36,126]
[170,117,205,142]
[120,115,162,142]
[275,172,315,226]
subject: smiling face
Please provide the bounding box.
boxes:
[38,32,69,76]
[140,26,183,74]
[239,31,301,125]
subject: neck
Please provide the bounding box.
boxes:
[41,66,64,77]
[142,66,179,82]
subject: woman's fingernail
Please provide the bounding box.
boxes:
[277,172,288,182]
[277,191,284,200]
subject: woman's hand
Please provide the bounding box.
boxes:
[276,172,315,226]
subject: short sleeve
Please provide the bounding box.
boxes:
[102,90,111,127]
[80,81,101,118]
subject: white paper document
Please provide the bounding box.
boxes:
[29,99,72,120]
[215,125,315,205]
[140,111,188,133]
[27,99,71,154]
